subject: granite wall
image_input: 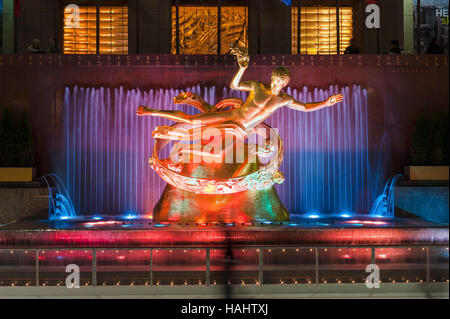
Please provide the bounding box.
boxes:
[395,186,449,224]
[0,186,48,224]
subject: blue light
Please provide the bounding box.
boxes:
[349,223,364,226]
[340,213,352,218]
[92,216,102,220]
[59,216,72,220]
[280,0,292,5]
[154,224,169,227]
[263,221,273,224]
[57,256,65,260]
[124,213,137,220]
[307,214,320,219]
[288,223,298,226]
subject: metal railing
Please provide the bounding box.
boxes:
[0,245,448,287]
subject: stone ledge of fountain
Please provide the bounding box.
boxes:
[0,225,448,248]
[397,180,449,187]
[394,186,449,225]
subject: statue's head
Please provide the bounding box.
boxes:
[271,67,290,95]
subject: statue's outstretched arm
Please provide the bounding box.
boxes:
[230,67,252,91]
[230,46,252,92]
[287,94,344,112]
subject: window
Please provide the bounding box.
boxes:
[413,0,449,54]
[98,6,128,54]
[292,6,352,54]
[64,5,128,54]
[171,5,248,54]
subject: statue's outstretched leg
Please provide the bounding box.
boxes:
[138,107,194,124]
[152,121,247,140]
[152,126,194,141]
[138,105,236,126]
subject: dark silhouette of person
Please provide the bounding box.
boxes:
[426,38,443,54]
[389,40,403,54]
[27,39,45,54]
[48,37,60,53]
[344,38,360,54]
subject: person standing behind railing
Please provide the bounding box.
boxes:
[27,39,45,54]
[389,40,403,54]
[426,38,444,54]
[344,38,360,54]
[48,37,60,54]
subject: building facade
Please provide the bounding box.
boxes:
[2,0,447,55]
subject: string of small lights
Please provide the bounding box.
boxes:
[0,247,447,286]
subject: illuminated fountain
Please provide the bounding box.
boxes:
[137,46,343,222]
[40,174,76,220]
[60,86,379,219]
[370,174,403,218]
[59,50,381,219]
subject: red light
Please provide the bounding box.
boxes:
[343,254,351,259]
[117,256,125,260]
[84,221,118,226]
[346,220,387,225]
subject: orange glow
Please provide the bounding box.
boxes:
[171,6,248,54]
[64,5,128,54]
[84,221,117,226]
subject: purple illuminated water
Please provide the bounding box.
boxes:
[59,84,384,217]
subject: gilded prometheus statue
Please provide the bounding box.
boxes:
[137,46,343,222]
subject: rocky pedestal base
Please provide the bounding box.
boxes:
[153,155,289,222]
[153,184,289,222]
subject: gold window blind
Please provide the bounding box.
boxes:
[292,6,353,54]
[64,5,128,54]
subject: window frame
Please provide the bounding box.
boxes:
[171,0,248,55]
[59,0,128,54]
[291,0,355,55]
